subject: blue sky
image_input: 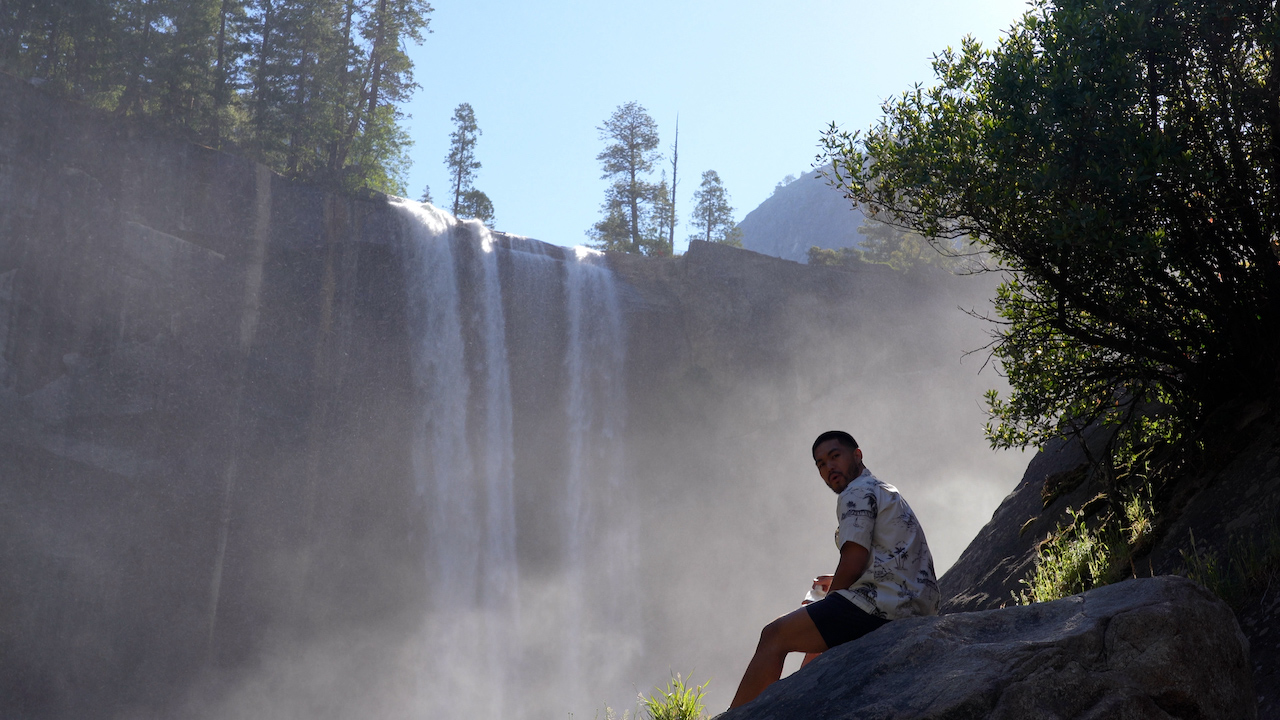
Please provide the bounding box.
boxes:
[400,0,1031,251]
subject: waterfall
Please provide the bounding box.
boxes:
[395,201,637,719]
[560,246,636,706]
[399,201,512,718]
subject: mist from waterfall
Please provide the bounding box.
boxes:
[0,78,1047,720]
[396,201,637,718]
[186,200,1029,720]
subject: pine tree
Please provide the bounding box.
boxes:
[152,0,223,135]
[2,0,119,104]
[444,102,481,215]
[589,189,633,252]
[688,170,741,247]
[855,218,965,273]
[646,175,675,256]
[589,101,662,254]
[358,0,431,122]
[457,189,494,229]
[278,0,346,179]
[332,0,430,193]
[245,0,330,174]
[210,0,253,147]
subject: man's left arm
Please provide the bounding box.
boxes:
[829,540,869,592]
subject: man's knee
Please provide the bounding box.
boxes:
[758,615,793,651]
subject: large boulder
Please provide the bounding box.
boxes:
[723,576,1255,720]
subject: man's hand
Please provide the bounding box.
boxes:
[829,541,870,592]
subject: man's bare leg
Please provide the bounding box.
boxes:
[729,605,828,709]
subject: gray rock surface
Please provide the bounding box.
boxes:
[724,576,1255,720]
[937,405,1280,716]
[938,434,1099,613]
[737,167,865,262]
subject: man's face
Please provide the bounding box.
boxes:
[813,439,863,495]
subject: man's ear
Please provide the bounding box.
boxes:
[854,448,864,464]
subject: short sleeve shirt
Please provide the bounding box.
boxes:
[832,467,940,620]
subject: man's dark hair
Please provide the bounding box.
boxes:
[812,430,858,457]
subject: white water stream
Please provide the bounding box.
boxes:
[396,201,637,718]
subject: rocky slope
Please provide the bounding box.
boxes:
[937,404,1280,716]
[737,167,865,261]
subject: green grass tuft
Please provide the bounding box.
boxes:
[1016,507,1127,604]
[1181,522,1280,612]
[640,673,710,720]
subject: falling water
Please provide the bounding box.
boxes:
[395,201,638,719]
[561,245,636,706]
[399,201,510,718]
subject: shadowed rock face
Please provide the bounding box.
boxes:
[0,71,421,718]
[938,434,1098,614]
[724,576,1255,720]
[937,407,1280,715]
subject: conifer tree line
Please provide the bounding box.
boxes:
[1,0,432,194]
[590,102,740,255]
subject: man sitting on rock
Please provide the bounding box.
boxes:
[728,430,940,709]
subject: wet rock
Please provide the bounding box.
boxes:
[724,576,1255,720]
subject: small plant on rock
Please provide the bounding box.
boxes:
[1181,524,1280,612]
[1016,505,1134,605]
[641,673,709,720]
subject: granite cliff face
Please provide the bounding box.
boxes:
[0,71,420,717]
[0,73,1022,718]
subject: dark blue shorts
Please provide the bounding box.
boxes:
[804,592,890,649]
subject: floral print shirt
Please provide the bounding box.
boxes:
[832,467,940,619]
